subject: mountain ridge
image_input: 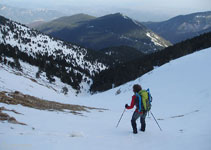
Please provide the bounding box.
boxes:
[35,13,96,33]
[36,13,171,53]
[143,11,211,44]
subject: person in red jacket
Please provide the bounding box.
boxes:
[125,84,147,134]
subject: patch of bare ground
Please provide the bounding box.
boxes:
[0,107,26,125]
[0,91,107,116]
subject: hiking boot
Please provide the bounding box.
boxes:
[140,128,145,132]
[133,129,138,134]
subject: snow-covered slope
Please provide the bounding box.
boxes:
[0,59,79,98]
[0,16,107,74]
[0,47,211,150]
[0,15,108,93]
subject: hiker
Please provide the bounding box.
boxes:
[125,84,147,134]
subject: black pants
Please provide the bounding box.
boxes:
[131,111,147,132]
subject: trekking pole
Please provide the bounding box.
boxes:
[116,108,126,128]
[150,111,162,131]
[147,111,150,118]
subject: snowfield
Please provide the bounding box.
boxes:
[0,47,211,150]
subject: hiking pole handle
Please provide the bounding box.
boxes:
[150,111,162,131]
[116,108,126,128]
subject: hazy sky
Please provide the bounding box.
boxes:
[1,0,211,21]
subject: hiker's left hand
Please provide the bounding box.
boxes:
[125,104,128,108]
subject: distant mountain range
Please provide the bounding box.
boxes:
[0,4,64,24]
[143,11,211,44]
[1,5,211,47]
[35,13,171,53]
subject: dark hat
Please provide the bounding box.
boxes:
[133,84,142,93]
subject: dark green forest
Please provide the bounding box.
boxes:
[90,32,211,92]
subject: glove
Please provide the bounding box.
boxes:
[125,104,129,108]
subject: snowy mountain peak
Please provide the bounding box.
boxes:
[118,12,129,19]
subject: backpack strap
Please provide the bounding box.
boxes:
[147,88,152,103]
[136,92,142,112]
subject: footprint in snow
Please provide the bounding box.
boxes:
[69,131,84,138]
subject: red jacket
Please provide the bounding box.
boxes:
[126,95,143,114]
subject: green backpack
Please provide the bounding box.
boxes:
[135,89,152,112]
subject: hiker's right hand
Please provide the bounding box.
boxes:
[125,104,128,108]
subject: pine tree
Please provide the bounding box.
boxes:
[14,58,22,71]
